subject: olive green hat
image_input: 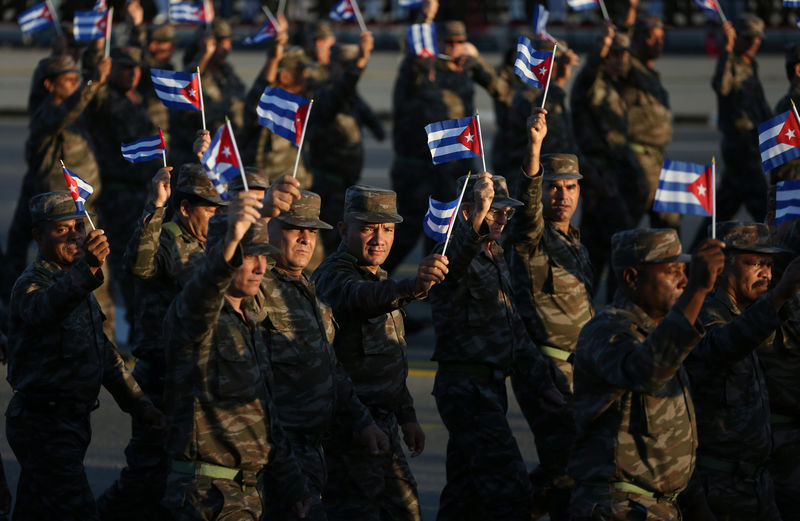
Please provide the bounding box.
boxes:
[41,55,80,79]
[29,191,94,224]
[313,21,335,40]
[228,166,270,192]
[212,18,233,39]
[541,154,583,181]
[442,20,467,40]
[206,214,280,256]
[279,47,312,70]
[611,228,691,271]
[344,185,403,223]
[456,174,523,208]
[715,221,786,254]
[110,46,143,67]
[175,163,228,205]
[276,190,333,229]
[148,23,176,43]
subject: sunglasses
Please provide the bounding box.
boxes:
[486,207,515,220]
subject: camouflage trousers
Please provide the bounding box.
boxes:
[96,360,171,521]
[433,370,534,521]
[569,483,681,521]
[322,413,421,521]
[262,435,327,521]
[629,144,680,230]
[162,470,262,521]
[693,462,782,521]
[5,397,98,521]
[767,424,800,520]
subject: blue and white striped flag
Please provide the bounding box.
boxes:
[407,23,437,57]
[398,0,423,8]
[513,36,553,89]
[121,132,166,163]
[759,110,800,174]
[73,10,108,42]
[243,18,278,45]
[257,87,310,145]
[532,4,555,42]
[330,0,357,20]
[423,197,459,242]
[62,165,94,214]
[693,0,722,17]
[93,0,107,10]
[785,1,800,8]
[18,2,55,34]
[567,0,599,11]
[425,116,482,165]
[775,180,800,225]
[201,122,242,198]
[653,160,712,216]
[169,2,207,24]
[151,69,202,111]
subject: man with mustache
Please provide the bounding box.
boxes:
[685,222,800,521]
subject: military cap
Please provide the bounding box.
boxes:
[175,163,228,205]
[611,228,691,270]
[279,47,311,70]
[344,185,403,223]
[715,221,786,254]
[110,46,142,67]
[29,191,94,224]
[41,55,80,79]
[736,14,765,39]
[331,43,359,63]
[456,174,523,208]
[228,167,270,192]
[442,20,467,41]
[276,190,333,230]
[313,21,335,40]
[212,18,233,39]
[148,23,176,43]
[541,154,583,181]
[611,33,631,52]
[633,15,664,38]
[206,214,280,256]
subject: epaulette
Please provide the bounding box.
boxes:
[162,221,182,240]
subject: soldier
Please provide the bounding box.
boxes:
[770,44,800,183]
[306,20,336,85]
[569,229,725,520]
[311,185,447,521]
[161,186,312,520]
[27,27,84,114]
[259,189,389,520]
[5,191,164,520]
[96,164,227,520]
[490,36,525,178]
[684,222,800,521]
[506,111,594,521]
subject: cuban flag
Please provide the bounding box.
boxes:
[693,0,721,17]
[243,18,278,45]
[407,23,437,58]
[330,0,357,21]
[18,2,55,34]
[423,197,459,242]
[532,4,555,42]
[652,160,712,216]
[62,165,94,213]
[151,68,202,111]
[257,87,311,146]
[169,2,207,24]
[514,36,554,89]
[425,115,482,165]
[758,110,800,174]
[785,0,800,7]
[398,0,424,7]
[93,0,107,9]
[73,10,108,42]
[121,130,166,163]
[775,180,800,225]
[567,0,599,11]
[202,123,241,197]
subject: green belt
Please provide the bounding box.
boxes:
[612,481,678,502]
[540,345,574,363]
[437,362,504,380]
[771,412,800,425]
[628,142,663,155]
[171,460,240,481]
[696,454,736,473]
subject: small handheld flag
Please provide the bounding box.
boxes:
[566,0,609,20]
[151,68,203,111]
[785,1,800,7]
[291,99,314,179]
[201,121,244,198]
[330,0,367,32]
[532,4,555,42]
[758,110,800,173]
[399,0,424,7]
[121,134,166,163]
[244,7,279,45]
[257,87,311,146]
[73,10,108,42]
[425,116,482,165]
[423,197,459,243]
[693,0,727,23]
[169,2,207,24]
[407,23,437,58]
[93,0,107,10]
[18,2,55,34]
[653,159,713,216]
[775,179,800,225]
[61,161,96,229]
[513,36,554,89]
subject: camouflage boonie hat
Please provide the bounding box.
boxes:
[611,228,691,271]
[541,154,583,181]
[42,55,80,79]
[442,21,467,40]
[313,21,335,40]
[228,166,270,192]
[736,14,765,39]
[331,43,359,63]
[175,163,228,205]
[110,46,142,67]
[611,33,631,51]
[276,190,333,230]
[279,47,312,70]
[456,174,523,208]
[206,214,280,256]
[344,185,403,223]
[715,221,786,254]
[212,19,233,39]
[29,191,94,224]
[148,23,176,43]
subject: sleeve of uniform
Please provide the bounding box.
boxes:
[711,51,736,97]
[579,308,703,395]
[692,293,782,366]
[29,81,101,138]
[355,95,386,140]
[125,201,167,279]
[310,64,363,122]
[439,216,486,283]
[394,385,418,425]
[316,267,418,320]
[510,165,546,255]
[471,55,514,107]
[12,259,104,327]
[101,334,154,417]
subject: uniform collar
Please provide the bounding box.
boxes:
[335,242,387,281]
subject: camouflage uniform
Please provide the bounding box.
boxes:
[684,222,785,521]
[507,156,594,520]
[429,175,555,521]
[96,167,225,521]
[161,216,308,520]
[311,187,422,521]
[5,192,154,521]
[569,229,699,521]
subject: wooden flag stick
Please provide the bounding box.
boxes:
[197,66,207,130]
[292,99,314,179]
[60,159,96,230]
[226,117,248,192]
[104,7,113,58]
[350,0,368,33]
[598,0,610,22]
[540,41,558,109]
[442,170,471,258]
[475,112,487,174]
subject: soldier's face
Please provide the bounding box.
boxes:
[110,64,141,92]
[734,36,761,59]
[45,71,81,104]
[542,179,580,226]
[484,207,513,242]
[444,37,467,58]
[269,222,318,276]
[723,253,772,307]
[315,36,336,66]
[629,262,687,320]
[35,218,87,268]
[341,219,394,273]
[181,202,223,243]
[229,254,267,297]
[212,37,232,65]
[639,27,664,60]
[148,40,174,64]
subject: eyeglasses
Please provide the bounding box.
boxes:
[486,207,515,221]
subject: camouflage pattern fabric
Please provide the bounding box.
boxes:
[568,292,703,519]
[262,439,328,521]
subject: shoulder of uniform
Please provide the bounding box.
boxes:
[162,221,182,239]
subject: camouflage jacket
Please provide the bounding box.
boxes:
[684,288,778,467]
[619,55,672,149]
[7,256,151,415]
[429,217,554,393]
[123,202,206,362]
[311,243,418,424]
[256,267,374,435]
[569,292,702,512]
[507,167,594,390]
[712,51,771,139]
[163,244,307,500]
[771,85,800,182]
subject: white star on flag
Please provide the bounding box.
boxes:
[697,184,706,196]
[538,66,547,75]
[465,133,473,143]
[787,129,796,140]
[188,89,196,97]
[222,146,231,157]
[70,185,78,195]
